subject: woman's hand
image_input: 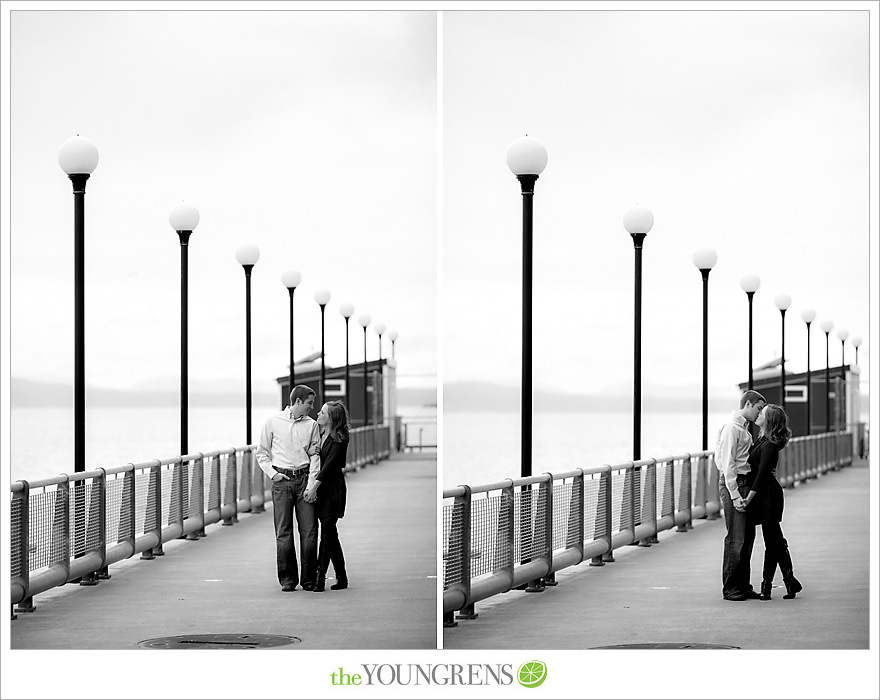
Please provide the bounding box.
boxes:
[743,490,756,506]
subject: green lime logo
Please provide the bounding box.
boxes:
[517,660,547,688]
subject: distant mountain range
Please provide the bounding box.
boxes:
[9,377,437,409]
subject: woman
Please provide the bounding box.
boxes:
[744,403,803,600]
[311,400,350,592]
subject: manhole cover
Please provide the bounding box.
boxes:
[591,643,739,649]
[138,634,301,649]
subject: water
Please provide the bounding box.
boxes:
[8,403,431,484]
[442,409,731,490]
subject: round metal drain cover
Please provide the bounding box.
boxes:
[139,634,301,649]
[591,643,739,649]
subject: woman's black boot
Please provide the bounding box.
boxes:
[313,566,326,592]
[760,581,773,600]
[778,539,802,599]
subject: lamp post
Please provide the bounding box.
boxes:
[837,328,849,435]
[801,309,816,435]
[389,329,399,360]
[58,135,99,476]
[340,303,354,410]
[507,136,548,592]
[740,275,761,390]
[281,270,302,398]
[315,289,331,402]
[852,336,862,366]
[837,329,849,376]
[235,244,260,444]
[692,248,717,451]
[374,323,386,426]
[820,319,834,432]
[623,206,654,460]
[169,202,201,456]
[774,294,791,409]
[506,135,547,480]
[59,135,100,585]
[359,314,371,427]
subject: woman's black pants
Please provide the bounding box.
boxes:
[318,515,347,581]
[761,520,796,583]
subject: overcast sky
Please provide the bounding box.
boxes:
[443,9,873,405]
[7,9,436,398]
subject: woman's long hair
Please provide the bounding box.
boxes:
[324,401,350,442]
[761,403,791,449]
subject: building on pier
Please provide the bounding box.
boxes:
[738,358,865,455]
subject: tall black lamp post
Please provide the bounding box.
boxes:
[820,319,834,432]
[852,336,862,367]
[235,244,260,444]
[837,328,849,435]
[169,202,201,456]
[740,275,761,390]
[506,135,548,480]
[389,329,398,360]
[58,135,99,475]
[374,322,385,426]
[507,136,548,593]
[281,270,301,399]
[314,289,331,402]
[340,303,354,410]
[623,206,655,460]
[692,248,717,451]
[59,135,100,585]
[359,314,371,427]
[837,328,849,376]
[801,308,815,435]
[774,294,791,409]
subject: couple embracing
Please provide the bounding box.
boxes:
[716,390,804,602]
[256,385,350,593]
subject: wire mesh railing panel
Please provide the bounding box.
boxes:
[11,495,23,578]
[220,454,234,507]
[442,501,464,588]
[69,483,98,557]
[105,475,125,544]
[513,485,547,563]
[675,458,689,517]
[161,466,176,527]
[584,474,602,542]
[640,466,655,525]
[134,469,154,536]
[29,488,59,572]
[552,481,574,551]
[655,461,672,518]
[470,492,507,578]
[611,470,627,534]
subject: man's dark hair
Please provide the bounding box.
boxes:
[290,384,316,405]
[740,390,766,408]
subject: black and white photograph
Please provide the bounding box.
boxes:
[2,6,437,658]
[2,2,879,700]
[440,6,875,659]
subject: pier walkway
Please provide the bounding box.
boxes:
[11,452,437,650]
[444,457,871,650]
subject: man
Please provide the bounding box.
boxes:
[715,389,765,601]
[255,385,321,592]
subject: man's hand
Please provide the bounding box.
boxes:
[733,499,746,513]
[272,472,289,482]
[304,486,318,503]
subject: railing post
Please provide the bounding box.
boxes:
[173,458,185,533]
[251,450,266,513]
[141,462,164,559]
[120,469,136,556]
[445,486,471,627]
[11,481,33,615]
[645,460,659,544]
[677,456,692,531]
[52,479,71,584]
[187,455,204,540]
[223,451,237,526]
[539,475,555,586]
[571,470,585,564]
[594,468,614,564]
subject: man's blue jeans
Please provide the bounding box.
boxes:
[719,480,756,597]
[271,470,318,587]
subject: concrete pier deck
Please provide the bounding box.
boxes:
[11,451,438,650]
[444,457,872,650]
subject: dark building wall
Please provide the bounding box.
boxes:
[739,365,848,437]
[277,362,385,427]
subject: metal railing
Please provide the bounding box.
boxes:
[401,416,438,452]
[10,424,391,611]
[442,430,852,619]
